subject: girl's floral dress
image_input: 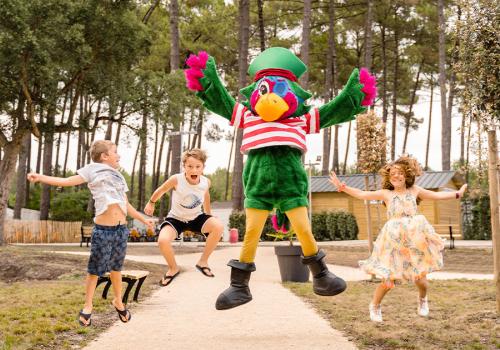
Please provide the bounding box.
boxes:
[359,191,445,286]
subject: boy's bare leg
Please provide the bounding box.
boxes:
[197,217,223,271]
[109,271,131,321]
[80,274,98,325]
[158,226,180,276]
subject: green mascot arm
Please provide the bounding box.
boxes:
[185,52,235,121]
[318,68,367,129]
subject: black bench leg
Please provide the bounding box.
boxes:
[122,277,137,304]
[133,277,147,302]
[102,280,112,299]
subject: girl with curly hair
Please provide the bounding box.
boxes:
[329,156,467,322]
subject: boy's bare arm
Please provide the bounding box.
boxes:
[144,176,177,215]
[127,201,154,230]
[27,173,85,187]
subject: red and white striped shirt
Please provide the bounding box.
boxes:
[230,103,320,154]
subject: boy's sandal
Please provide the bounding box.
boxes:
[114,306,132,323]
[159,271,180,287]
[78,310,92,327]
[195,264,215,277]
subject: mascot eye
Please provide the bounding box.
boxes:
[257,80,270,95]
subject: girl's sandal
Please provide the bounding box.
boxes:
[78,310,92,327]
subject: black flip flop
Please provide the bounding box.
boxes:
[78,310,92,327]
[159,271,180,287]
[114,306,131,323]
[195,265,215,277]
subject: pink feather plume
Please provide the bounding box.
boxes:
[184,51,209,91]
[359,68,377,106]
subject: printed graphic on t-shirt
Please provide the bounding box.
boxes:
[179,193,203,209]
[89,169,127,201]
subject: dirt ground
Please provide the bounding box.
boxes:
[322,246,494,274]
[0,245,211,284]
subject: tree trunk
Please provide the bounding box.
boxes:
[160,141,172,219]
[232,0,250,211]
[168,0,182,182]
[36,134,43,174]
[322,0,336,175]
[153,124,167,192]
[425,78,434,170]
[438,0,450,170]
[391,22,399,160]
[0,139,25,245]
[138,111,148,210]
[226,134,235,201]
[62,131,71,178]
[299,0,312,89]
[14,133,31,219]
[152,116,160,190]
[402,61,423,154]
[486,129,500,313]
[342,121,352,175]
[364,0,373,70]
[332,126,339,173]
[130,140,140,200]
[40,110,55,220]
[364,175,373,253]
[257,0,265,52]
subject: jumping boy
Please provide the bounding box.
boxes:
[144,148,223,286]
[27,140,153,326]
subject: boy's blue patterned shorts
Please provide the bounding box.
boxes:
[87,224,129,277]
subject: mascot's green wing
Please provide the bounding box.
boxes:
[318,68,367,129]
[189,55,235,121]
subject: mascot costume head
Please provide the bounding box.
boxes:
[185,47,376,310]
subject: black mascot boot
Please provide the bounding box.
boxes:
[215,259,256,310]
[302,250,347,296]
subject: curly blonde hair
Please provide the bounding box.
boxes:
[379,156,422,191]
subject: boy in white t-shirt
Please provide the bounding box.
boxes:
[144,149,223,286]
[28,140,153,327]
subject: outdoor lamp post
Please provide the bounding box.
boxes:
[308,155,322,223]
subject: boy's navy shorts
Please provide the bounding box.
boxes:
[87,224,129,277]
[159,213,212,239]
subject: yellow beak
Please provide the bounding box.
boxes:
[254,93,289,122]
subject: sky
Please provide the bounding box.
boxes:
[33,86,467,177]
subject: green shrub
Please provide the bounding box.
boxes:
[228,210,282,241]
[50,190,92,223]
[229,210,359,241]
[311,211,329,241]
[325,210,359,240]
[463,195,491,240]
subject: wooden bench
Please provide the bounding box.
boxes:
[433,224,461,249]
[96,270,150,304]
[80,225,93,247]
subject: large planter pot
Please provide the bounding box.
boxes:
[274,245,310,282]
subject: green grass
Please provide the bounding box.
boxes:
[286,279,499,350]
[0,246,170,350]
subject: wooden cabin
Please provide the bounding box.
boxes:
[310,171,465,240]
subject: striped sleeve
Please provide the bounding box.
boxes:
[230,103,248,129]
[305,108,320,134]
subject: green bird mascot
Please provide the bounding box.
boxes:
[185,47,377,310]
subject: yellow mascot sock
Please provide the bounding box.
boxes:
[285,206,318,256]
[240,208,270,263]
